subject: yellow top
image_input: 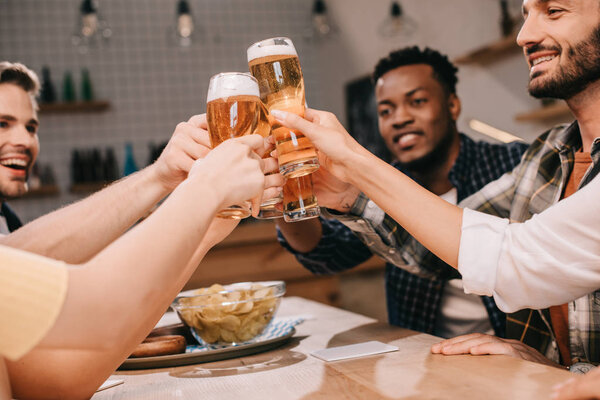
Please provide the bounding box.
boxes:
[0,245,68,361]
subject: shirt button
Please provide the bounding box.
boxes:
[367,202,375,209]
[389,249,396,254]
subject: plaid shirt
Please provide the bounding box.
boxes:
[278,134,528,336]
[459,121,600,365]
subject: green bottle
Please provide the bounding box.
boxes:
[63,71,76,102]
[81,68,94,102]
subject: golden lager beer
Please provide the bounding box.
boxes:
[283,174,320,222]
[254,102,284,219]
[248,37,319,179]
[206,72,261,219]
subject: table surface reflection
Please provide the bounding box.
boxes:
[93,297,571,400]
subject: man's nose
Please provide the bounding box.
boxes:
[516,13,544,49]
[391,106,414,129]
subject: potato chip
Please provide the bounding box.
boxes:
[172,282,283,344]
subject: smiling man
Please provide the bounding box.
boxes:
[276,47,528,339]
[0,62,40,234]
[428,0,600,371]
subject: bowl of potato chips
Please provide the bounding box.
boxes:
[171,281,285,345]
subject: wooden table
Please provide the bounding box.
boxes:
[93,297,572,399]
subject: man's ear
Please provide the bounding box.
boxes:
[448,93,461,121]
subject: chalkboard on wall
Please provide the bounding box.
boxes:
[345,75,392,163]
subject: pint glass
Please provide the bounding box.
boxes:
[206,72,261,219]
[283,174,320,222]
[254,102,283,219]
[247,37,319,179]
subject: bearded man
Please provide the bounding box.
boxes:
[305,0,600,371]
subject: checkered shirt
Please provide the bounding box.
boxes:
[459,122,600,365]
[277,134,529,337]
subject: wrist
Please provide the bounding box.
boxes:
[144,163,176,197]
[179,174,224,215]
[344,151,374,188]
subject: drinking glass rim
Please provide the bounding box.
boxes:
[247,37,297,62]
[209,71,258,83]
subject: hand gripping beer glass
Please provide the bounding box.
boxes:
[206,72,262,219]
[253,103,283,219]
[247,37,319,179]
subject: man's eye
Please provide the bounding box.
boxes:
[378,109,391,117]
[547,8,563,16]
[412,98,427,106]
[26,125,37,134]
[0,121,8,128]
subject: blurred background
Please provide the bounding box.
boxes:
[0,0,574,319]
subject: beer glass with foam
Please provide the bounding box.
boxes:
[206,72,261,219]
[247,37,319,179]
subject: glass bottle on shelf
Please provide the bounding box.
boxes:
[81,68,94,101]
[63,71,76,102]
[123,143,138,176]
[40,66,57,104]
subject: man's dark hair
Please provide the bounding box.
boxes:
[0,62,40,110]
[373,46,459,95]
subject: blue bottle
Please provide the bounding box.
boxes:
[123,143,138,176]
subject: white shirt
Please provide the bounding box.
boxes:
[459,174,600,313]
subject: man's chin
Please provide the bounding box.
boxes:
[1,185,29,199]
[528,79,563,99]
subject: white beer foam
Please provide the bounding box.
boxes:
[247,37,298,63]
[207,73,259,102]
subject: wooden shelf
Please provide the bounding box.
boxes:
[39,100,110,114]
[515,102,572,122]
[454,33,520,64]
[19,184,60,199]
[70,181,113,194]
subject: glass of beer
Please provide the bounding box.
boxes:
[247,37,319,179]
[254,102,283,219]
[283,174,320,222]
[206,72,261,219]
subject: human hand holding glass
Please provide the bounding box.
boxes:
[206,72,264,219]
[247,37,319,179]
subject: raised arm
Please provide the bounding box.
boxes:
[1,115,211,263]
[270,108,463,269]
[6,135,283,400]
[272,108,600,312]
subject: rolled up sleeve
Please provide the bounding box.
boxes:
[458,208,509,297]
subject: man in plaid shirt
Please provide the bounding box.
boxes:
[277,47,528,339]
[281,0,600,372]
[422,0,600,371]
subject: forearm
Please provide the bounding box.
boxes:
[1,165,169,263]
[346,151,463,269]
[276,218,323,253]
[7,178,219,400]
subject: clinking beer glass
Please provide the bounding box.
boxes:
[253,102,283,219]
[283,174,320,222]
[247,37,319,179]
[206,72,261,219]
[248,37,321,222]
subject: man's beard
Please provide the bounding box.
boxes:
[528,24,600,99]
[398,128,456,174]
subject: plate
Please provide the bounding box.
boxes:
[119,325,295,370]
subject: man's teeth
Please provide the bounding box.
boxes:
[0,159,27,168]
[532,55,556,66]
